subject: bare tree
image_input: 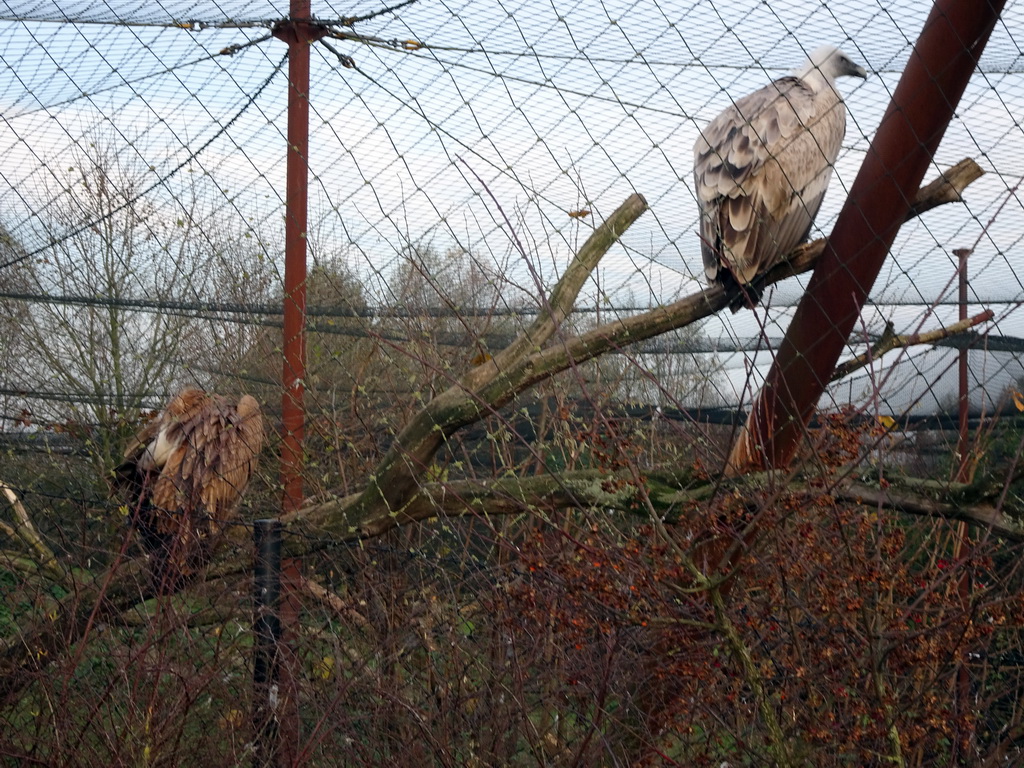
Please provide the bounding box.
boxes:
[11,143,277,466]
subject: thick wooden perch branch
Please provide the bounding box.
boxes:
[293,158,983,535]
[287,468,695,544]
[287,462,1024,555]
[5,465,1018,700]
[836,483,1024,542]
[297,468,1024,547]
[490,160,986,400]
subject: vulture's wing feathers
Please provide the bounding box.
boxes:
[695,77,817,201]
[111,389,200,499]
[140,389,214,516]
[113,416,162,495]
[112,388,264,591]
[694,46,864,302]
[118,417,160,470]
[196,395,265,529]
[151,392,264,529]
[695,76,844,285]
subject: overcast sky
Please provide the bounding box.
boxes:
[1,0,1022,413]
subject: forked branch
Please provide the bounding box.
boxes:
[830,309,994,382]
[338,193,650,527]
[293,158,983,535]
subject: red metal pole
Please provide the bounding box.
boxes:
[952,247,973,760]
[273,1,326,514]
[955,248,971,481]
[727,0,1006,474]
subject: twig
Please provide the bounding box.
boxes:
[1,481,65,581]
[296,573,374,633]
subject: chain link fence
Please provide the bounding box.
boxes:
[2,1,1024,765]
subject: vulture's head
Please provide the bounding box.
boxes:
[795,45,868,89]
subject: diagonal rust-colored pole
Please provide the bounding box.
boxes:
[727,0,1006,474]
[273,1,327,514]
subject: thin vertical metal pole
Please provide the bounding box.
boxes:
[955,248,971,481]
[274,0,324,514]
[952,248,973,761]
[253,519,283,768]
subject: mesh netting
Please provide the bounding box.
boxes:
[2,2,1024,765]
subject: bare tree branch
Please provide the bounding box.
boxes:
[830,309,995,382]
[297,159,983,533]
[444,160,987,425]
[837,482,1024,542]
[288,464,1024,555]
[4,462,1019,702]
[1,480,65,581]
[344,193,649,524]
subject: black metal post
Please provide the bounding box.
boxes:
[253,519,283,768]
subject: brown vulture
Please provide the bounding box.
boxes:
[694,45,866,310]
[113,388,265,592]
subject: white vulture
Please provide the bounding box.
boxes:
[694,45,866,310]
[113,389,265,592]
